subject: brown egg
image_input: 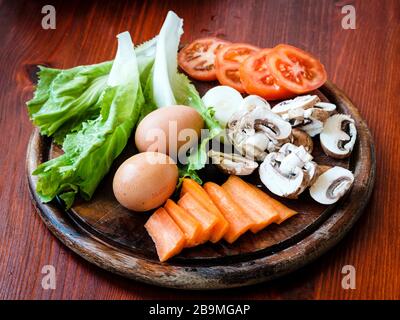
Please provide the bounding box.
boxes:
[112,152,178,212]
[134,105,204,158]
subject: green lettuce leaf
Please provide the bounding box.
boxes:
[27,38,156,145]
[27,61,112,144]
[33,32,144,208]
[174,73,222,174]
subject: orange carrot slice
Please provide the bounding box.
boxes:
[180,179,229,243]
[222,176,280,233]
[178,192,219,244]
[144,207,186,262]
[248,183,298,224]
[204,182,254,243]
[164,199,202,247]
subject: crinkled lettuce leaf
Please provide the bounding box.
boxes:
[27,38,156,145]
[27,61,112,144]
[33,32,144,208]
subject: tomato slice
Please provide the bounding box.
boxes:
[215,43,260,92]
[178,37,231,81]
[267,44,327,94]
[240,49,295,100]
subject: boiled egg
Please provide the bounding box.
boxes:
[112,152,178,212]
[134,105,204,160]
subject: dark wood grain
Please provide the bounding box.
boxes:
[0,0,399,298]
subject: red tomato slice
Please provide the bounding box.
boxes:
[267,44,327,94]
[215,43,260,92]
[178,37,231,81]
[240,49,295,100]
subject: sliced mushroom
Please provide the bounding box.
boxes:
[227,104,292,160]
[208,150,258,175]
[315,102,336,114]
[309,166,354,204]
[259,143,317,198]
[301,118,324,137]
[277,143,313,174]
[272,95,336,137]
[272,95,320,116]
[291,128,313,153]
[320,114,357,159]
[237,132,271,161]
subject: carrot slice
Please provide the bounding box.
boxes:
[164,199,202,247]
[144,207,186,262]
[222,176,280,233]
[204,182,254,243]
[178,192,219,244]
[247,183,298,224]
[180,179,229,243]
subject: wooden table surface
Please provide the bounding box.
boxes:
[0,0,399,300]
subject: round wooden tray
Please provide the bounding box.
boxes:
[26,81,375,290]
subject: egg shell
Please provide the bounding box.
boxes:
[112,152,178,212]
[134,105,204,157]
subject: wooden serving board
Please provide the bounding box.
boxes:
[26,81,375,289]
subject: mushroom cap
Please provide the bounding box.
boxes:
[309,166,354,204]
[254,111,292,142]
[208,150,258,176]
[259,153,307,198]
[291,128,313,153]
[320,114,357,159]
[259,144,316,199]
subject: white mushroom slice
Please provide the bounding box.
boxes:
[259,153,307,198]
[315,102,336,114]
[301,118,324,137]
[272,95,320,115]
[278,144,314,176]
[227,105,292,160]
[320,114,357,159]
[254,113,292,144]
[208,150,258,175]
[240,95,271,111]
[202,85,243,127]
[309,166,354,204]
[238,132,270,161]
[291,128,313,153]
[259,143,316,199]
[285,107,305,122]
[272,96,335,137]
